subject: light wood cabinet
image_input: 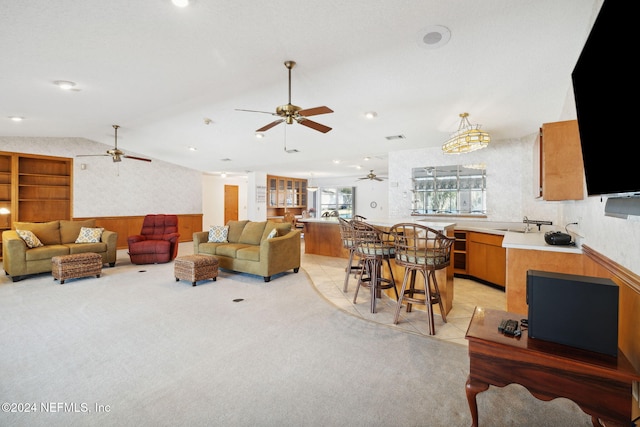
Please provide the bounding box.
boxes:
[534,120,584,201]
[0,151,73,259]
[453,231,468,274]
[467,231,506,287]
[266,174,307,218]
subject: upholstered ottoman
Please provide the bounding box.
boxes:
[51,252,103,285]
[174,254,219,286]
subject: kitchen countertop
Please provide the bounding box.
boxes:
[501,230,582,253]
[297,217,455,232]
[298,217,581,253]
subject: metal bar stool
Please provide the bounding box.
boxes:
[337,218,363,292]
[352,221,398,313]
[389,223,454,335]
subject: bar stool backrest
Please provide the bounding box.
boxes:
[389,223,454,270]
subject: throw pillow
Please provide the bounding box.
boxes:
[75,227,104,243]
[267,228,277,239]
[208,225,229,243]
[16,229,44,248]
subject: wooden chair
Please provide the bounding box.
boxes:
[389,223,454,335]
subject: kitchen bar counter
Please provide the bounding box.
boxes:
[299,216,584,316]
[299,217,456,314]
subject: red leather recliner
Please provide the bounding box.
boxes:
[127,214,180,264]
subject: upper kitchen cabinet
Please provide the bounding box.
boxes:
[534,120,585,201]
[266,174,308,218]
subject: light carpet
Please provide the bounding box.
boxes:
[0,246,592,426]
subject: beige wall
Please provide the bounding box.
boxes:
[0,137,202,218]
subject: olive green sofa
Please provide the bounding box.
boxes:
[2,219,118,282]
[193,220,300,282]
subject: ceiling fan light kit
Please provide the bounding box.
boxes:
[236,60,333,134]
[442,112,490,154]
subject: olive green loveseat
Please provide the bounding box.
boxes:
[2,219,118,282]
[193,220,300,282]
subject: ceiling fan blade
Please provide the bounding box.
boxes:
[256,119,285,132]
[235,108,277,115]
[123,155,152,162]
[297,118,332,133]
[374,177,384,181]
[298,106,333,117]
[76,154,110,157]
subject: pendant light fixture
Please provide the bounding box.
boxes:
[442,112,490,154]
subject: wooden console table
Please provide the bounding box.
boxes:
[465,307,640,427]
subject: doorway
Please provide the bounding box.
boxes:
[224,185,239,224]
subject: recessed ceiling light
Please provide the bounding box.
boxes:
[53,80,76,90]
[8,116,24,122]
[416,25,451,49]
[332,159,341,164]
[364,111,377,119]
[188,146,197,151]
[172,0,189,7]
[255,132,265,139]
[363,156,370,161]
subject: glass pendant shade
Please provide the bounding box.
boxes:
[442,113,490,154]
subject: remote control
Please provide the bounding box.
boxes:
[498,319,520,336]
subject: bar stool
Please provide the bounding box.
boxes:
[389,223,454,335]
[337,218,363,292]
[352,221,398,313]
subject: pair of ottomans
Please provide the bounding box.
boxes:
[51,253,219,287]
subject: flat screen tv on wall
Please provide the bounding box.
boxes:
[572,0,638,198]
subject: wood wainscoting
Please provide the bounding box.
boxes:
[74,214,203,250]
[502,243,639,418]
[581,246,640,387]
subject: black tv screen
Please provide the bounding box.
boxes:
[572,0,638,197]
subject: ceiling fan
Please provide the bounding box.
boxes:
[358,170,385,181]
[236,60,333,133]
[77,125,151,163]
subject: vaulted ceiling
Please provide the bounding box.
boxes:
[1,0,599,179]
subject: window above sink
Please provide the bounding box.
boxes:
[411,164,486,216]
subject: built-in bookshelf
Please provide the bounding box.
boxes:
[0,152,73,259]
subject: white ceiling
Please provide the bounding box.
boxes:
[1,0,599,179]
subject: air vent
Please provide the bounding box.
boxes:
[285,149,299,154]
[385,135,406,141]
[220,158,232,162]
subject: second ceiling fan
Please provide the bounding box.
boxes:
[358,170,385,181]
[236,60,333,133]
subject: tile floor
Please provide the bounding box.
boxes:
[301,246,506,347]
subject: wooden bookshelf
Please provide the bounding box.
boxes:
[0,152,73,259]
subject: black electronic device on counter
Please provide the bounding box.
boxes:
[498,319,521,337]
[526,270,619,357]
[544,231,573,246]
